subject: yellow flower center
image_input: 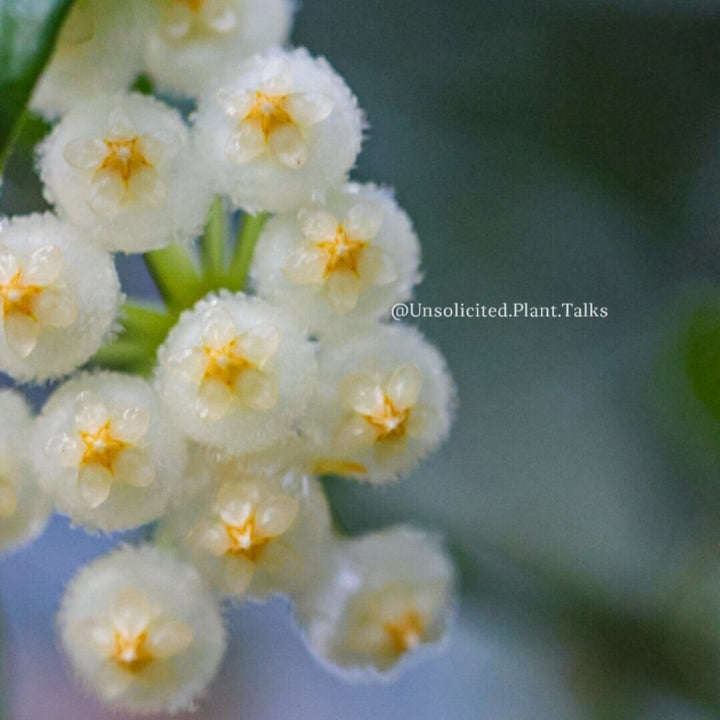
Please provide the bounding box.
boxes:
[244,93,295,140]
[99,137,153,187]
[363,395,410,442]
[223,514,272,562]
[383,608,425,656]
[79,422,128,472]
[112,629,154,673]
[314,226,367,279]
[202,338,253,388]
[173,0,206,11]
[0,273,42,319]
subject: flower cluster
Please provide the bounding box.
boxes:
[2,0,457,714]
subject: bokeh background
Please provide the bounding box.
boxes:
[7,0,720,717]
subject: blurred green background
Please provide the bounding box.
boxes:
[7,0,720,718]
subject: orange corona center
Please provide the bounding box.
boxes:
[0,273,42,318]
[383,609,425,655]
[112,630,154,673]
[202,340,252,388]
[314,227,367,279]
[224,515,271,562]
[79,422,128,471]
[173,0,206,12]
[244,93,295,139]
[99,137,152,187]
[363,396,409,442]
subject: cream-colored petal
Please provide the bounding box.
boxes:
[82,619,116,657]
[223,555,255,596]
[237,324,279,367]
[283,92,334,126]
[162,1,193,40]
[25,245,64,285]
[111,588,154,637]
[256,495,298,538]
[0,481,17,517]
[217,480,260,520]
[234,368,278,410]
[282,246,327,284]
[74,392,109,433]
[133,660,176,689]
[4,313,39,358]
[46,433,84,467]
[167,347,207,383]
[358,245,398,285]
[225,121,266,164]
[95,662,133,700]
[405,403,433,439]
[32,290,77,328]
[192,520,232,556]
[337,415,378,448]
[195,378,234,420]
[138,132,180,164]
[325,270,361,314]
[147,619,193,659]
[0,244,19,284]
[216,88,256,119]
[201,305,236,349]
[343,620,387,655]
[340,373,383,415]
[63,138,106,170]
[130,169,167,206]
[87,170,125,217]
[385,363,422,410]
[201,0,237,33]
[268,124,308,169]
[298,209,339,243]
[112,407,150,443]
[260,57,293,95]
[343,202,384,241]
[114,449,155,488]
[77,464,113,509]
[60,5,95,46]
[107,107,135,140]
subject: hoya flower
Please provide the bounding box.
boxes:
[31,0,144,120]
[156,292,317,455]
[139,0,294,98]
[33,372,187,532]
[297,526,454,675]
[304,324,455,483]
[0,390,51,555]
[251,183,422,332]
[193,48,364,212]
[38,93,211,252]
[166,456,331,600]
[59,546,226,714]
[0,214,121,382]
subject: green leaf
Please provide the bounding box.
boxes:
[0,0,77,170]
[685,304,720,420]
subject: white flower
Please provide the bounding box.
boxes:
[38,93,211,253]
[296,526,454,675]
[303,324,455,483]
[31,0,144,120]
[33,372,187,532]
[0,390,51,555]
[139,0,294,98]
[193,48,364,213]
[166,455,331,600]
[58,545,226,714]
[0,214,121,382]
[156,291,317,455]
[250,183,422,332]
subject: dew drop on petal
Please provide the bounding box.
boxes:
[63,138,106,170]
[225,122,266,164]
[87,171,125,217]
[74,392,109,433]
[283,92,334,126]
[201,305,236,349]
[256,495,298,537]
[282,246,326,284]
[195,379,234,420]
[217,88,255,119]
[0,244,19,285]
[25,245,64,285]
[238,324,279,367]
[192,521,232,556]
[77,464,113,509]
[269,124,309,169]
[337,415,378,448]
[386,364,423,410]
[344,202,384,241]
[146,619,193,659]
[107,107,135,140]
[46,433,84,467]
[112,407,150,443]
[298,210,338,243]
[340,374,383,415]
[325,270,361,314]
[260,57,293,95]
[358,246,398,285]
[202,0,237,34]
[32,290,78,328]
[115,449,155,488]
[235,368,278,410]
[4,313,39,358]
[168,347,207,383]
